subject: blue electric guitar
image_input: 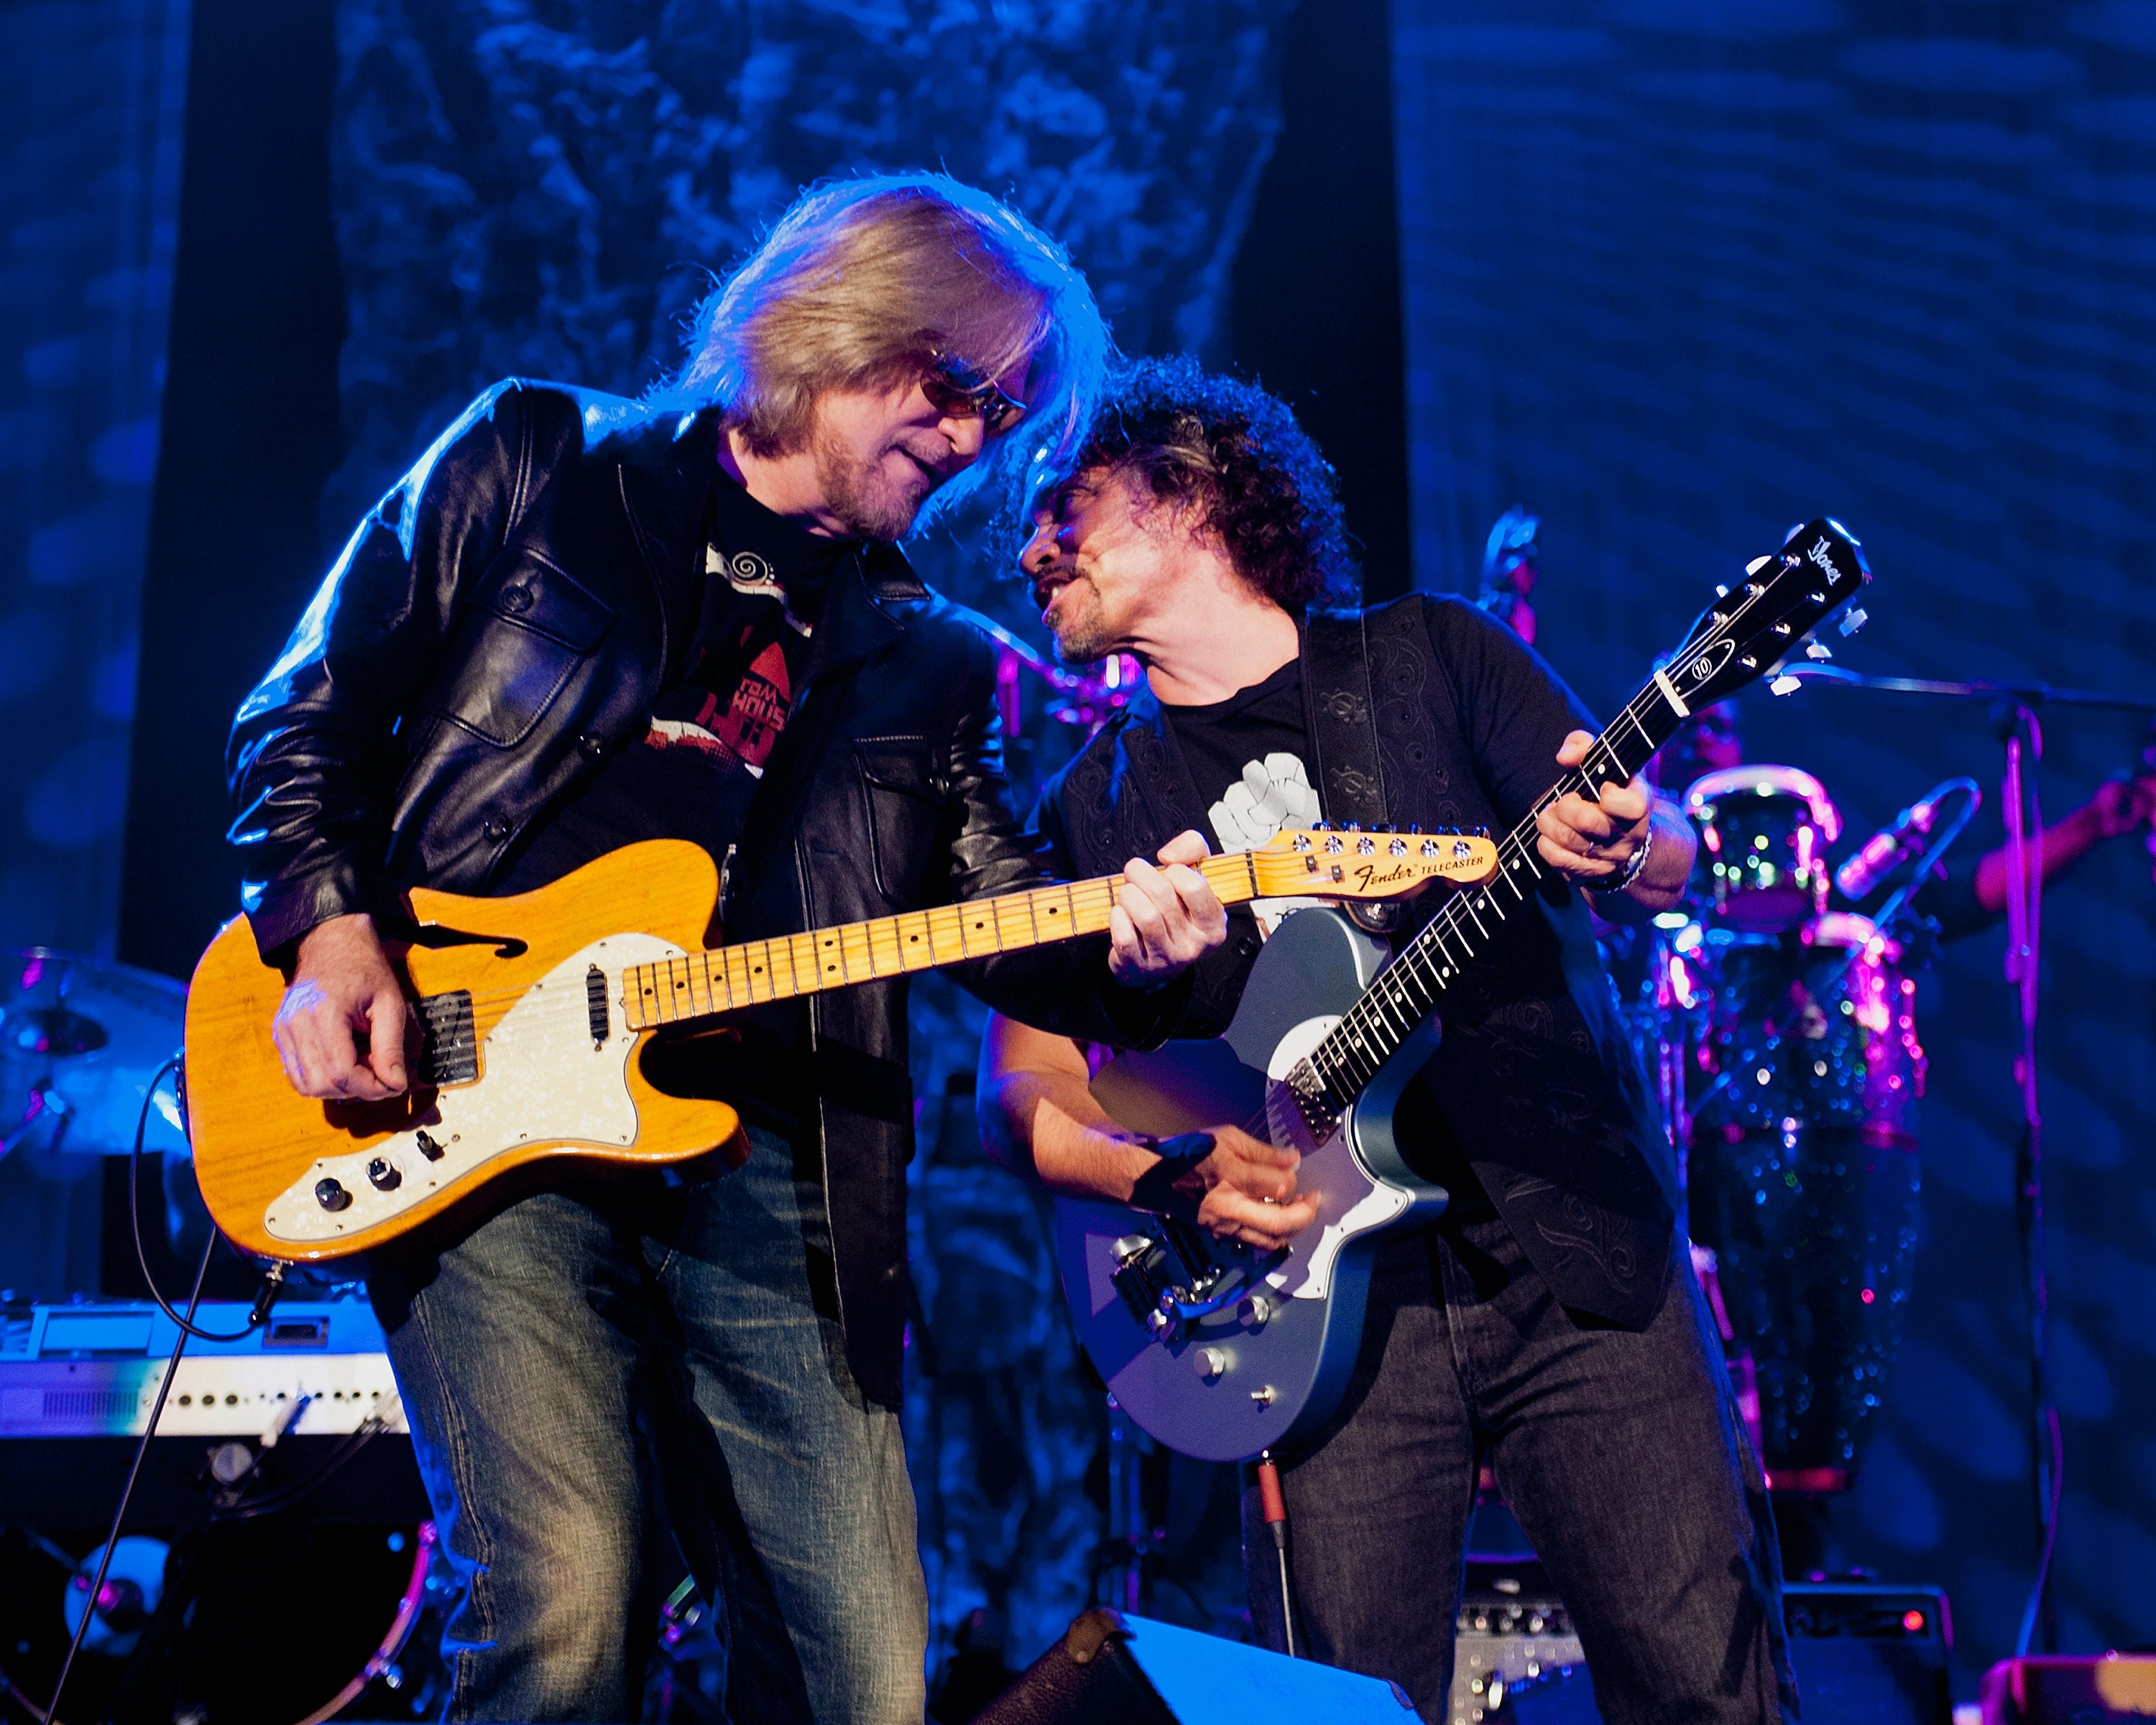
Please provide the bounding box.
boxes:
[1054,520,1873,1462]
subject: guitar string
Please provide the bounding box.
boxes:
[265,548,1851,1208]
[1314,547,1852,1099]
[1304,553,1845,1105]
[187,842,1496,1039]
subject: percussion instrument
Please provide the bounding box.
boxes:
[1683,765,1842,932]
[1,949,189,1159]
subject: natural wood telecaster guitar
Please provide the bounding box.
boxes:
[184,828,1498,1261]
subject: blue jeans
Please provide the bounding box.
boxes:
[1243,1203,1795,1725]
[367,1127,926,1724]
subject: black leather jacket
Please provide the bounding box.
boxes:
[229,379,1180,1405]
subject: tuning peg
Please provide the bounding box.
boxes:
[1805,641,1833,661]
[1770,673,1802,696]
[1838,607,1869,638]
[1345,822,1361,833]
[1407,824,1422,834]
[1745,557,1771,576]
[1715,584,1730,599]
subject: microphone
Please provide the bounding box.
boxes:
[1834,781,1970,901]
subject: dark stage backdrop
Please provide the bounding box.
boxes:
[1393,0,2156,1685]
[0,0,190,1298]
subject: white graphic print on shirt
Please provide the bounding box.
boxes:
[1207,751,1327,934]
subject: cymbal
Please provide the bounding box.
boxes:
[1,949,189,1158]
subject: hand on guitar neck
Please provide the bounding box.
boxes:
[1536,730,1696,914]
[265,829,1230,1104]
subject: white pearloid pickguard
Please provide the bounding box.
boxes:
[263,933,683,1246]
[1261,1014,1412,1302]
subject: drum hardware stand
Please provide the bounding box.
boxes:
[1101,1395,1153,1614]
[1998,701,2059,1657]
[1782,666,2156,1656]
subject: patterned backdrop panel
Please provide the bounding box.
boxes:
[1393,0,2156,1684]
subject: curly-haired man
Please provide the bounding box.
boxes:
[978,357,1794,1725]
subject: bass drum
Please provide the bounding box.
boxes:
[1685,914,1925,1489]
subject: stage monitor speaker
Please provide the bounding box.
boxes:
[973,1608,1416,1725]
[1450,1565,1950,1725]
[1982,1655,2156,1725]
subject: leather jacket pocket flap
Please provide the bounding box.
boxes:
[480,551,616,651]
[857,737,943,906]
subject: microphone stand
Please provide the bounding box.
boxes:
[1778,664,2155,1655]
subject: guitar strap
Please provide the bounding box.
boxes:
[1302,608,1388,826]
[1302,609,1397,932]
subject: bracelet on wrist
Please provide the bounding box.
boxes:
[1583,821,1653,893]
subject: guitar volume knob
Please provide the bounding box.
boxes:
[367,1157,402,1192]
[1193,1347,1229,1382]
[313,1178,351,1213]
[1237,1293,1273,1331]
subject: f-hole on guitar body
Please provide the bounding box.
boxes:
[1055,907,1452,1464]
[185,840,747,1261]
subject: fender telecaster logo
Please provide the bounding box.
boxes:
[1351,860,1421,890]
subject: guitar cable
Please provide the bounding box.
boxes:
[37,1058,295,1723]
[1256,1450,1297,1657]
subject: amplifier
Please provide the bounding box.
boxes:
[1450,1560,1583,1725]
[1450,1564,1951,1725]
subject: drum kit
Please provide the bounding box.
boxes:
[0,948,190,1164]
[1610,763,1941,1496]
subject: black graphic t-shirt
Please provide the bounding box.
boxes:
[497,472,854,1130]
[1159,659,1326,934]
[499,474,848,893]
[1157,643,1572,1222]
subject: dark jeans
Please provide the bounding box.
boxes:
[367,1127,925,1724]
[1243,1204,1795,1725]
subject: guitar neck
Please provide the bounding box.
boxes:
[1301,677,1685,1112]
[621,853,1268,1031]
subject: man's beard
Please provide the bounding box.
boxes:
[1044,579,1115,666]
[814,430,934,542]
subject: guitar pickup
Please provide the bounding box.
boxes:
[586,965,609,1047]
[412,991,477,1085]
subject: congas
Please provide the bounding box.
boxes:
[1683,765,1842,933]
[1684,914,1926,1489]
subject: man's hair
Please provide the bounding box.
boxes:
[1039,356,1358,610]
[658,172,1108,524]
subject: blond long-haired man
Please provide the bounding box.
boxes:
[230,175,1225,1721]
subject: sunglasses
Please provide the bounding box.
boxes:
[920,349,1028,437]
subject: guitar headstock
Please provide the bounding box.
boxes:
[1669,518,1871,710]
[1250,826,1500,898]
